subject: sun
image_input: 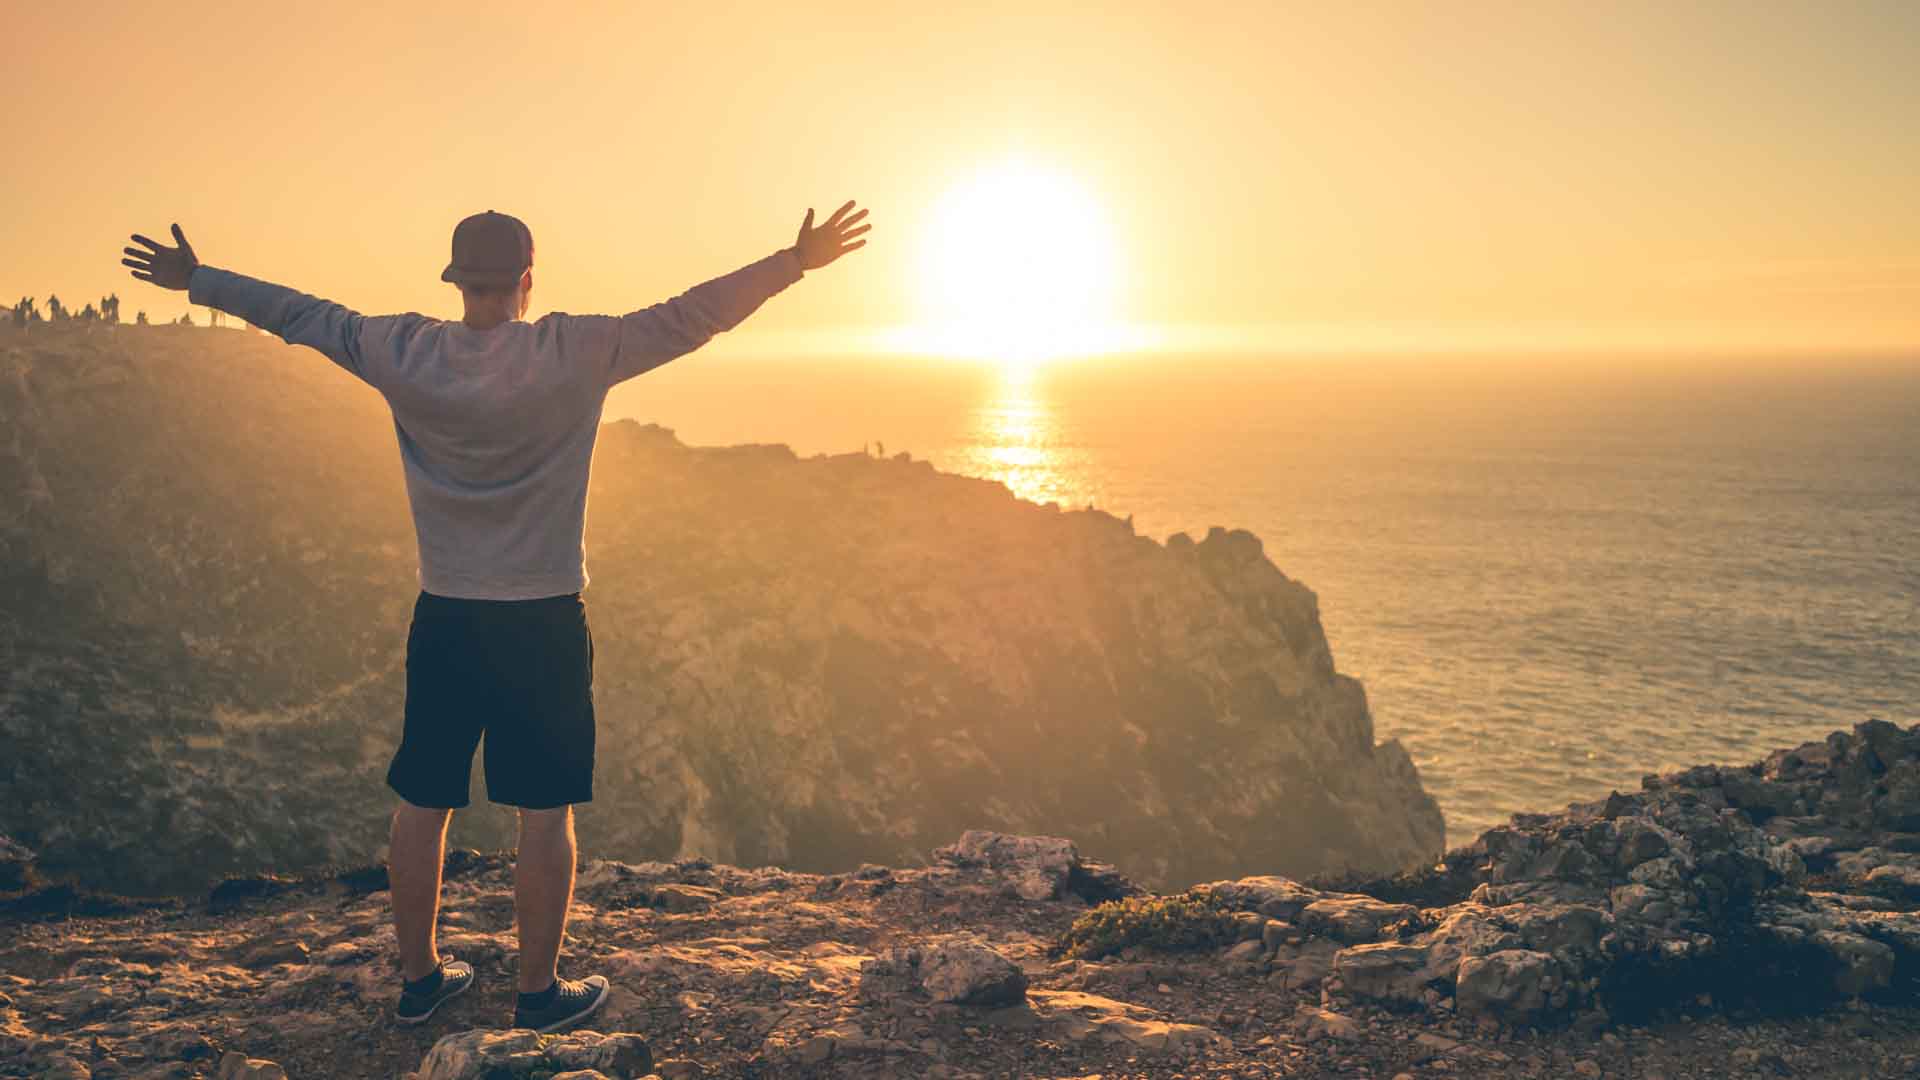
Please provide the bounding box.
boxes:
[903,159,1135,367]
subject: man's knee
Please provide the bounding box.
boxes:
[517,805,574,836]
[394,801,454,827]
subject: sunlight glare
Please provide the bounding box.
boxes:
[906,159,1139,367]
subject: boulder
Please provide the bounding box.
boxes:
[920,940,1029,1006]
[1455,950,1564,1021]
[933,831,1077,901]
[1299,896,1419,943]
[1330,942,1431,1003]
[1199,876,1324,921]
[859,938,1028,1006]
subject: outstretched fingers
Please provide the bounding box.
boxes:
[171,223,195,258]
[129,233,166,253]
[823,200,858,229]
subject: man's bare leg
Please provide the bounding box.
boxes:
[514,805,577,993]
[389,802,453,982]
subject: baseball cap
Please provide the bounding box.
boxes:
[440,210,535,287]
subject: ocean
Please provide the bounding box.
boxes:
[607,351,1920,845]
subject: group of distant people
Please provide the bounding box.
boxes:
[9,293,239,330]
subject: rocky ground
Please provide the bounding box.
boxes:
[7,721,1920,1079]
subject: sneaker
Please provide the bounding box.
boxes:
[513,974,611,1034]
[395,957,475,1025]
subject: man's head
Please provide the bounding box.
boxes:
[442,211,534,323]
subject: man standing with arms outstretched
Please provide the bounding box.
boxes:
[121,202,871,1032]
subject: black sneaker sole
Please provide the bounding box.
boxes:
[517,978,610,1034]
[395,971,474,1025]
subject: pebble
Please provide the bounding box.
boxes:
[216,1053,289,1080]
[236,938,309,969]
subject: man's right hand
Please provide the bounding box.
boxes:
[122,224,200,291]
[793,201,871,271]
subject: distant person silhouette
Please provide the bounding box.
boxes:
[121,203,871,1032]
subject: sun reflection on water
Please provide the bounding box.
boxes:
[955,367,1095,510]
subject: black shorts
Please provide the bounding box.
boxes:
[386,590,595,810]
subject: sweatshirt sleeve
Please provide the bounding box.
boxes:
[602,248,804,386]
[187,265,384,386]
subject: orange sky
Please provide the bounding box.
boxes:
[3,1,1917,355]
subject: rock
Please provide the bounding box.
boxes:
[1277,939,1342,988]
[933,832,1077,901]
[1261,918,1291,953]
[1329,942,1431,1003]
[415,1029,652,1080]
[37,1054,91,1080]
[859,938,1028,1006]
[920,940,1029,1006]
[1065,859,1145,903]
[858,945,926,998]
[0,835,37,891]
[1200,876,1324,921]
[314,940,375,966]
[1412,1032,1466,1057]
[1455,949,1563,1021]
[1418,907,1520,980]
[209,876,301,915]
[1222,939,1265,965]
[644,883,723,912]
[1508,903,1609,957]
[1300,896,1419,943]
[1015,990,1228,1056]
[216,1053,288,1080]
[1811,930,1895,996]
[152,1029,220,1062]
[795,1035,835,1065]
[1230,909,1267,940]
[1572,1060,1603,1078]
[235,937,309,969]
[1292,1004,1363,1042]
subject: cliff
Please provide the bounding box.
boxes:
[0,324,1442,895]
[5,722,1920,1079]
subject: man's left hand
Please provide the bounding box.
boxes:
[123,224,200,290]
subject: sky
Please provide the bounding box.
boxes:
[2,0,1917,356]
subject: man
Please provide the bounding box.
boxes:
[121,203,871,1032]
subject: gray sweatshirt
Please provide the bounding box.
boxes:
[188,248,805,600]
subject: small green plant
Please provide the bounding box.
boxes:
[1060,891,1241,960]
